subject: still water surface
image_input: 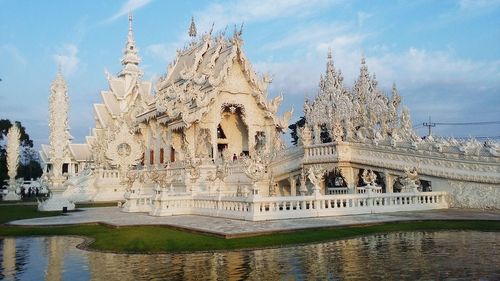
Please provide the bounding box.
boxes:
[0,231,498,280]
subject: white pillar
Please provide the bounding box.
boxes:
[299,169,308,196]
[289,175,297,196]
[384,171,394,193]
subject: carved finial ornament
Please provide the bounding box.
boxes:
[189,16,197,38]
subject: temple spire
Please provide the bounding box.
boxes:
[359,53,369,79]
[326,47,334,75]
[189,16,197,38]
[119,11,142,77]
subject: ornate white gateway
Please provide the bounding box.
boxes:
[39,16,499,217]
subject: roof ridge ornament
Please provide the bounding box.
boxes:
[189,16,197,38]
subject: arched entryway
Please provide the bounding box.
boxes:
[217,105,249,159]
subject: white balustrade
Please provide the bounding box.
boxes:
[126,191,448,221]
[356,186,383,194]
[327,187,349,195]
[304,143,336,160]
[100,170,120,179]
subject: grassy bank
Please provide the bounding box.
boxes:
[1,220,499,253]
[0,205,60,224]
[0,202,116,224]
[75,202,118,208]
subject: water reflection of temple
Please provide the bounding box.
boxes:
[1,233,498,280]
[1,238,16,281]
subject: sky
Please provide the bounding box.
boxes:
[1,0,499,149]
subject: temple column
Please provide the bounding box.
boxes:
[299,168,308,196]
[144,126,151,166]
[288,175,297,196]
[154,125,161,166]
[320,176,326,195]
[313,124,321,144]
[166,129,173,163]
[384,170,394,193]
[212,124,218,161]
[248,127,255,156]
[340,166,355,193]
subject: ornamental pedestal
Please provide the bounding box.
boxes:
[3,179,21,201]
[38,177,75,211]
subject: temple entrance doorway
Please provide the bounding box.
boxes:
[217,106,249,159]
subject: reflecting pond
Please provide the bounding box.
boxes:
[1,231,499,280]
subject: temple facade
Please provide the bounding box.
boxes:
[39,15,499,216]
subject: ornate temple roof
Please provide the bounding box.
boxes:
[138,21,291,130]
[303,51,416,143]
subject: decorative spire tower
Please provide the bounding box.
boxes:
[48,70,70,181]
[189,16,197,38]
[4,124,21,201]
[119,11,142,78]
[39,70,75,211]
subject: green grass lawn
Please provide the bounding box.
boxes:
[1,204,499,253]
[75,202,118,208]
[0,205,61,224]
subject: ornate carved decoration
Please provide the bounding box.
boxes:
[105,123,142,173]
[196,128,212,159]
[361,169,378,187]
[399,167,421,192]
[304,52,420,145]
[448,181,499,209]
[307,165,326,194]
[48,72,71,180]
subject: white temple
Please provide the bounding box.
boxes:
[39,15,500,217]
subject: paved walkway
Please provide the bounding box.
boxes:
[8,208,500,238]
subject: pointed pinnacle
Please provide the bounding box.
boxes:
[189,16,197,37]
[128,11,133,32]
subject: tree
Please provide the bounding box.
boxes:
[288,116,332,146]
[0,119,42,185]
[288,116,306,146]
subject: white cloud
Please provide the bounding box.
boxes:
[0,44,28,67]
[194,0,340,33]
[146,43,178,63]
[367,48,500,88]
[263,22,353,51]
[103,0,152,23]
[357,11,371,27]
[53,44,80,76]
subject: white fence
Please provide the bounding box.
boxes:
[326,187,349,195]
[123,191,448,221]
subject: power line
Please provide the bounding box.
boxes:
[422,116,435,137]
[453,136,500,140]
[419,117,500,137]
[434,121,500,126]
